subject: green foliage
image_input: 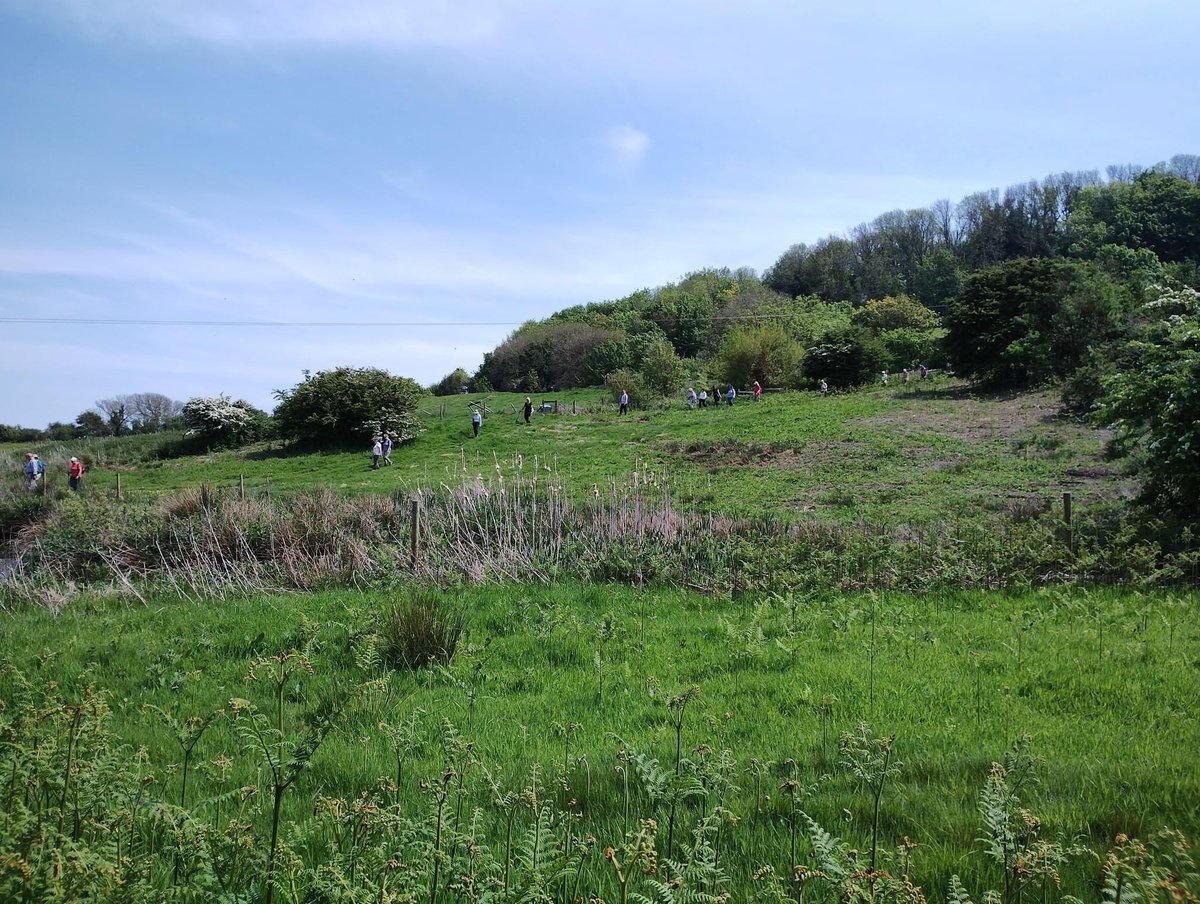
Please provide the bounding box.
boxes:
[181,394,270,449]
[712,323,803,389]
[1097,286,1200,514]
[802,326,882,387]
[1068,171,1200,265]
[946,258,1129,388]
[430,367,470,396]
[379,592,465,670]
[639,337,687,397]
[272,366,424,448]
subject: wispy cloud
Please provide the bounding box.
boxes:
[38,0,503,49]
[605,125,650,166]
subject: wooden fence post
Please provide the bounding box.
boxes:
[239,474,246,501]
[410,499,420,571]
[1062,491,1074,554]
[115,473,122,502]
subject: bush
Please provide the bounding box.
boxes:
[181,395,270,449]
[273,367,424,448]
[712,323,803,389]
[380,592,464,670]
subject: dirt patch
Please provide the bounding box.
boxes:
[861,392,1063,443]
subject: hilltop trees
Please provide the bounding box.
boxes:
[273,367,424,448]
[945,259,1128,388]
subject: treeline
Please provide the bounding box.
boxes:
[435,155,1198,399]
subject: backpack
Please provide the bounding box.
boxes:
[35,459,45,475]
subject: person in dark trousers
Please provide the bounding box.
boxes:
[619,390,629,415]
[472,408,482,437]
[381,433,393,465]
[371,438,382,469]
[68,456,84,491]
[523,397,533,424]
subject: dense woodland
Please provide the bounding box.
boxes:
[452,155,1198,399]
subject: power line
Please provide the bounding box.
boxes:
[0,312,794,328]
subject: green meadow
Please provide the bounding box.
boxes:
[2,385,1196,903]
[11,380,1130,528]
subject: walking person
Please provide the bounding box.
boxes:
[881,370,889,386]
[752,380,762,402]
[687,387,697,409]
[619,389,629,415]
[819,378,829,395]
[711,384,721,411]
[472,407,482,437]
[523,397,533,425]
[698,388,707,409]
[23,452,41,492]
[381,433,393,466]
[726,385,737,407]
[370,437,382,470]
[68,456,84,492]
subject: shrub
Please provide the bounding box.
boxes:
[380,592,464,670]
[712,323,803,389]
[273,367,424,448]
[181,395,270,449]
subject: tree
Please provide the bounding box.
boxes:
[638,338,686,396]
[74,410,107,437]
[1097,286,1200,515]
[802,326,882,388]
[95,397,131,436]
[713,323,803,389]
[273,367,424,448]
[945,258,1128,388]
[127,392,183,432]
[181,395,270,449]
[430,368,470,396]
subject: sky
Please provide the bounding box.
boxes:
[1,0,1197,428]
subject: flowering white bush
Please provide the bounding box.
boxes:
[181,395,268,448]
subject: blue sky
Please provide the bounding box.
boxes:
[1,0,1197,427]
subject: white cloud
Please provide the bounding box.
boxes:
[605,125,650,166]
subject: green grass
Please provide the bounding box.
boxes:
[3,584,1196,901]
[7,381,1130,529]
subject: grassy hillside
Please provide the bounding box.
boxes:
[2,584,1196,901]
[8,380,1131,529]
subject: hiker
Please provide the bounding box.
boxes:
[698,388,707,408]
[711,384,721,410]
[381,433,393,466]
[819,379,829,395]
[752,380,762,402]
[68,456,84,492]
[902,368,910,384]
[23,452,42,492]
[726,385,736,407]
[619,389,629,415]
[881,370,889,386]
[472,408,482,437]
[523,397,533,424]
[687,387,697,409]
[371,437,382,470]
[919,364,928,380]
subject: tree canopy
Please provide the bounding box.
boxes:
[273,367,424,448]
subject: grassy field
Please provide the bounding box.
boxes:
[5,381,1133,529]
[2,584,1196,901]
[3,385,1193,902]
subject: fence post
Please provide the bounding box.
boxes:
[115,472,122,502]
[239,474,246,501]
[573,400,577,414]
[410,499,420,571]
[1062,491,1074,554]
